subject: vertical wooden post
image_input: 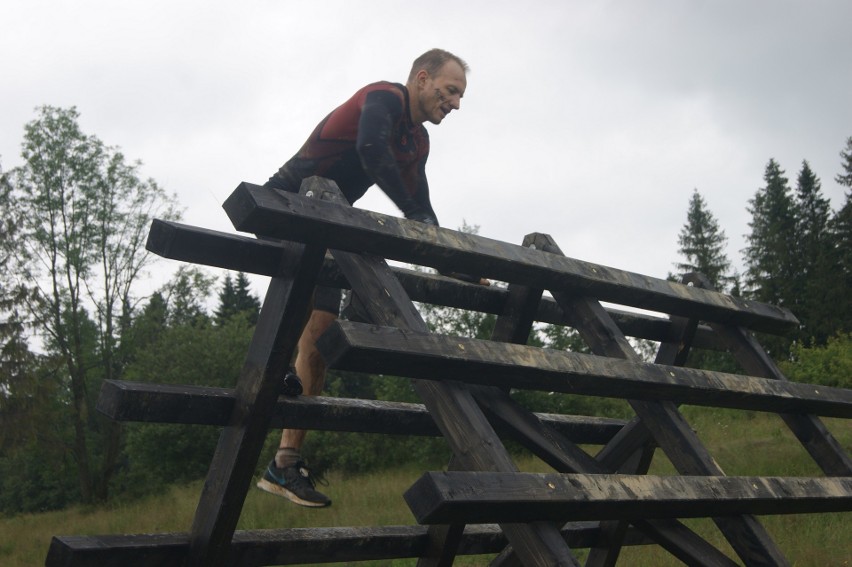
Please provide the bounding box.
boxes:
[186,185,329,567]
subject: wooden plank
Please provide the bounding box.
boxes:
[46,524,651,567]
[146,219,285,275]
[222,182,798,334]
[405,472,852,525]
[319,322,852,418]
[95,379,626,443]
[145,219,724,349]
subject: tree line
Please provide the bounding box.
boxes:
[0,106,849,515]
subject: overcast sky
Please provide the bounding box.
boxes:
[3,0,851,300]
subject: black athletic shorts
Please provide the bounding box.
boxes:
[313,285,342,315]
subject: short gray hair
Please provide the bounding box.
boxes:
[407,49,469,82]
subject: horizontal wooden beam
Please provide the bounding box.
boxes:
[45,523,652,567]
[319,322,852,418]
[405,471,852,525]
[96,380,626,444]
[222,182,797,334]
[145,219,723,349]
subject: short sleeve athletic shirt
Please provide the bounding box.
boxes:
[266,81,436,224]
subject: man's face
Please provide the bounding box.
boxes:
[414,61,466,125]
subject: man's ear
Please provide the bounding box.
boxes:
[415,69,430,88]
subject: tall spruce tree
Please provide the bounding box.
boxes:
[836,136,852,188]
[672,189,732,291]
[744,159,797,357]
[669,189,740,372]
[793,161,835,345]
[827,137,852,336]
[214,272,260,326]
[744,160,797,303]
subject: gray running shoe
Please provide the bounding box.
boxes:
[256,460,331,507]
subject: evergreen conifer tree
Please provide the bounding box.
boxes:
[215,272,260,326]
[744,159,797,305]
[672,189,732,291]
[793,161,835,345]
[827,137,852,337]
[744,159,797,357]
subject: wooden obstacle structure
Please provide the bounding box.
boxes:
[47,177,852,566]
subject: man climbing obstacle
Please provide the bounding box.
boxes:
[257,48,485,507]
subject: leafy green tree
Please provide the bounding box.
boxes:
[214,272,260,326]
[743,159,797,357]
[0,161,44,454]
[119,275,249,493]
[160,266,214,328]
[671,189,733,291]
[781,333,851,389]
[3,106,180,503]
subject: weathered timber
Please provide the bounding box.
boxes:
[46,524,651,567]
[405,472,852,525]
[222,182,797,334]
[145,219,725,349]
[319,322,852,418]
[96,379,626,443]
[59,174,848,567]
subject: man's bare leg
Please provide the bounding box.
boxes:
[257,309,337,507]
[278,309,338,456]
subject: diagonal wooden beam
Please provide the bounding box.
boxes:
[529,235,791,566]
[683,272,852,477]
[329,248,583,566]
[585,296,699,567]
[443,238,548,567]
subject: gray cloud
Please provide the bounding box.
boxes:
[2,0,850,296]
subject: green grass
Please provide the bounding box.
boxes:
[2,410,850,566]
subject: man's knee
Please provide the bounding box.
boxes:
[299,309,338,347]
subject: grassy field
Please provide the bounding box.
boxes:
[2,408,850,566]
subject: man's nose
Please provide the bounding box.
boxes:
[451,96,461,110]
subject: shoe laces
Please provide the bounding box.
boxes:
[295,460,328,488]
